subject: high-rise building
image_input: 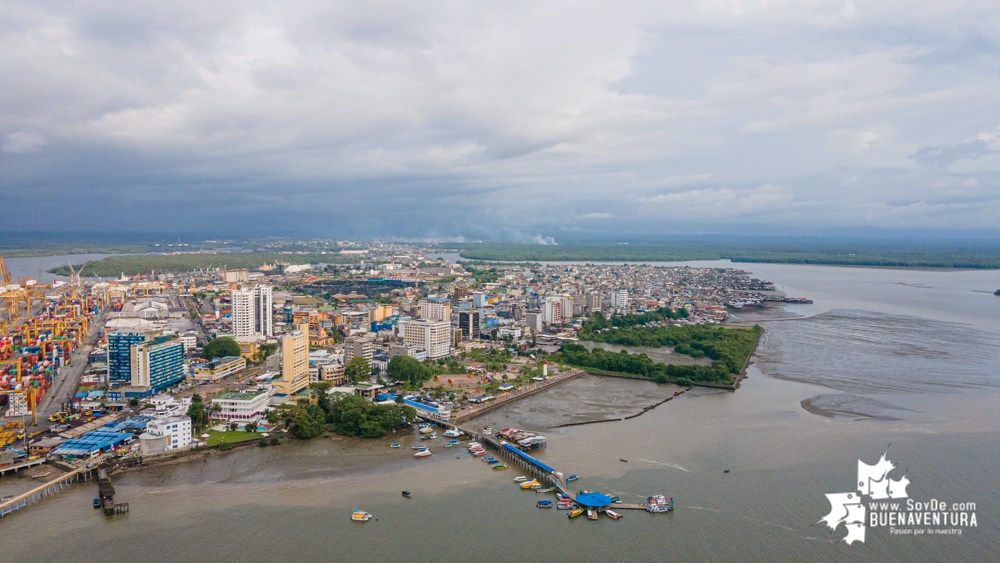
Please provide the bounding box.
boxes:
[418,297,451,322]
[524,311,542,332]
[108,330,158,382]
[472,292,488,308]
[611,289,630,311]
[232,285,273,340]
[130,336,185,391]
[344,335,374,364]
[403,319,451,359]
[275,323,309,396]
[458,310,480,339]
[586,293,603,312]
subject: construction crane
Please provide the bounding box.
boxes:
[0,255,10,285]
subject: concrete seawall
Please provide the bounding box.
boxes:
[452,369,587,423]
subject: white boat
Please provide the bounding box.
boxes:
[419,427,434,434]
[413,445,429,449]
[606,510,622,520]
[414,449,433,458]
[443,429,462,438]
[513,476,528,482]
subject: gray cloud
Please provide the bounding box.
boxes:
[1,1,1000,238]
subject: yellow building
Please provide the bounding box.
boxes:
[237,340,258,360]
[275,323,309,396]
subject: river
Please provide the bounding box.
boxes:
[2,254,117,285]
[2,259,998,562]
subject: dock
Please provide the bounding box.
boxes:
[0,465,95,518]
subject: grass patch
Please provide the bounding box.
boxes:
[205,430,260,447]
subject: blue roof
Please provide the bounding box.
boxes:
[575,492,614,508]
[502,444,554,473]
[53,430,131,456]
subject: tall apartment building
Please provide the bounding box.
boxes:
[524,311,542,332]
[418,297,451,322]
[472,292,488,308]
[344,335,374,364]
[611,289,630,311]
[458,310,480,340]
[275,323,309,396]
[130,336,185,392]
[403,319,451,359]
[232,285,273,340]
[542,296,569,324]
[108,330,159,382]
[586,293,603,312]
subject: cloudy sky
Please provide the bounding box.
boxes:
[2,1,999,240]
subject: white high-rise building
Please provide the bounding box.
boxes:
[232,285,273,340]
[611,289,630,311]
[402,319,452,359]
[418,298,452,322]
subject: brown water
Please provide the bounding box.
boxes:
[2,262,998,562]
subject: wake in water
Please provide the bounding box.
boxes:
[636,458,689,472]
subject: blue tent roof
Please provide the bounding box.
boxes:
[575,492,613,508]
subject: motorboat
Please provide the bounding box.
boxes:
[608,495,621,503]
[390,443,400,448]
[419,426,434,434]
[530,483,542,490]
[566,475,579,482]
[514,476,528,483]
[606,510,622,520]
[413,445,429,449]
[471,450,487,457]
[520,479,539,489]
[402,491,411,498]
[535,488,554,494]
[492,463,507,470]
[537,499,553,508]
[443,429,462,438]
[445,440,460,447]
[483,456,498,464]
[568,508,584,518]
[647,504,671,513]
[351,509,372,522]
[414,450,433,458]
[556,503,578,510]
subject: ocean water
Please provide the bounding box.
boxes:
[1,260,998,562]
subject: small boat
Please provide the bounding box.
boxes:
[724,469,730,473]
[530,483,542,490]
[471,450,487,457]
[568,508,584,518]
[92,498,101,509]
[566,475,579,482]
[514,476,528,482]
[443,429,462,438]
[536,487,554,494]
[351,509,372,521]
[587,509,598,520]
[414,450,432,458]
[606,510,622,520]
[390,443,401,448]
[445,440,460,447]
[419,427,433,434]
[620,458,627,462]
[413,445,429,449]
[402,491,411,498]
[520,479,538,489]
[608,495,621,503]
[492,463,507,470]
[32,471,52,479]
[556,503,577,510]
[537,499,553,508]
[483,456,498,464]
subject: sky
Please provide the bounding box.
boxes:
[2,1,1000,241]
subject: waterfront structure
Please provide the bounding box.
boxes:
[143,415,192,452]
[190,356,247,383]
[130,336,185,392]
[418,297,451,322]
[108,330,158,383]
[211,389,269,422]
[458,310,480,340]
[232,285,273,340]
[344,335,374,364]
[402,319,451,359]
[275,324,309,395]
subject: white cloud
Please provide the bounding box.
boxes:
[578,212,613,219]
[2,131,45,154]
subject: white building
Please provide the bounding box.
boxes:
[611,289,630,311]
[232,285,274,340]
[402,319,451,359]
[211,388,270,422]
[418,298,451,322]
[145,415,192,451]
[179,332,198,352]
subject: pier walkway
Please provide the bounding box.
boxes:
[0,456,48,477]
[0,465,95,518]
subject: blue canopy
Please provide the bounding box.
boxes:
[575,492,613,508]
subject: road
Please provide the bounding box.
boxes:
[33,313,105,428]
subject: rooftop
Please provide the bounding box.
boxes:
[214,388,268,401]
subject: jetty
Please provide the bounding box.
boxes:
[0,466,96,518]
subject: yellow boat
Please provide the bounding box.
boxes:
[568,508,584,519]
[520,479,539,489]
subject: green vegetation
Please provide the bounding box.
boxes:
[578,308,687,336]
[557,324,761,386]
[201,336,241,360]
[187,394,210,429]
[387,355,432,386]
[270,392,417,439]
[206,430,259,447]
[452,240,1000,269]
[344,356,371,384]
[465,266,500,283]
[49,252,359,277]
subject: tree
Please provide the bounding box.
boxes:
[229,421,240,432]
[202,336,241,360]
[344,356,371,384]
[386,355,431,387]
